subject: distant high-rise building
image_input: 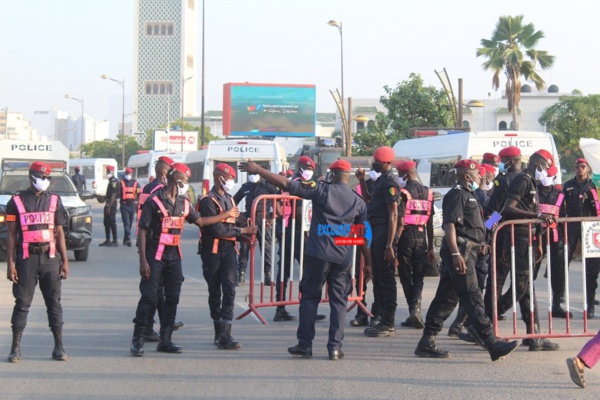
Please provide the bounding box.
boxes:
[133,0,197,135]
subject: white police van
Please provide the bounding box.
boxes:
[69,158,118,202]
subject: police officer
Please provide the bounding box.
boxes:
[415,159,519,361]
[361,146,400,338]
[6,162,70,363]
[100,165,119,247]
[233,171,279,286]
[273,156,319,322]
[131,163,238,356]
[395,160,435,329]
[120,167,140,247]
[481,152,500,182]
[563,158,600,317]
[240,158,372,360]
[536,165,570,318]
[498,149,560,351]
[198,163,257,350]
[71,166,86,192]
[483,146,522,319]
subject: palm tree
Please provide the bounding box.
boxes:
[477,15,555,130]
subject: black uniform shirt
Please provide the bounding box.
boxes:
[233,180,279,215]
[199,187,241,241]
[287,171,317,226]
[289,179,367,265]
[367,170,400,224]
[105,176,120,203]
[485,170,519,218]
[562,178,598,218]
[71,173,86,191]
[398,180,435,227]
[142,179,164,195]
[504,171,539,236]
[6,188,68,245]
[138,187,200,248]
[474,188,490,210]
[120,179,140,204]
[538,184,565,216]
[442,184,485,243]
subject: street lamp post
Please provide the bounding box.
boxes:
[328,19,346,155]
[65,95,85,157]
[200,0,206,147]
[101,75,125,168]
[181,76,194,151]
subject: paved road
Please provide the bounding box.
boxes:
[1,202,599,399]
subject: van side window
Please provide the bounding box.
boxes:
[137,165,149,179]
[83,166,93,178]
[188,161,204,183]
[429,159,458,188]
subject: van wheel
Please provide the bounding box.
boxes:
[74,246,89,262]
[97,196,105,203]
[0,246,6,262]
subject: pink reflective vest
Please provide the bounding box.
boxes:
[539,192,564,242]
[136,183,163,236]
[401,188,433,226]
[198,194,237,254]
[13,194,58,259]
[121,180,139,200]
[151,196,190,261]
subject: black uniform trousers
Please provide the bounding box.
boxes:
[11,249,63,331]
[120,202,135,242]
[276,226,303,302]
[397,227,427,309]
[238,214,273,277]
[484,229,510,317]
[103,202,118,241]
[423,240,494,339]
[133,247,183,328]
[200,240,237,322]
[297,255,352,351]
[371,224,397,321]
[567,229,600,301]
[536,234,565,300]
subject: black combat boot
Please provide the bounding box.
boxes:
[409,300,424,329]
[350,310,369,327]
[588,293,596,319]
[51,329,68,361]
[130,325,145,356]
[217,322,241,350]
[485,335,519,361]
[448,307,469,337]
[273,307,297,322]
[400,302,415,328]
[213,320,222,345]
[551,296,572,319]
[142,320,160,342]
[7,329,23,363]
[365,311,396,337]
[528,323,560,351]
[414,334,449,358]
[156,326,183,353]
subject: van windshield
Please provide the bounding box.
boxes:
[0,171,78,196]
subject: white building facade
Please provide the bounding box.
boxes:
[1,110,39,141]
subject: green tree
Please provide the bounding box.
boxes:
[352,112,391,155]
[80,135,142,169]
[380,73,453,142]
[539,94,600,175]
[477,15,555,130]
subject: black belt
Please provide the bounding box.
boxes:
[28,244,50,254]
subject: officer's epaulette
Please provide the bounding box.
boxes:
[300,180,317,189]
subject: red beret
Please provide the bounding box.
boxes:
[547,165,559,177]
[30,162,52,174]
[106,165,115,171]
[170,163,191,178]
[575,158,589,166]
[329,159,351,171]
[478,166,487,176]
[534,149,554,166]
[498,146,521,158]
[482,152,500,163]
[396,160,417,171]
[74,166,80,170]
[298,156,315,169]
[482,164,496,175]
[454,159,480,170]
[373,146,395,163]
[286,169,294,177]
[125,167,133,174]
[215,163,236,179]
[158,156,175,166]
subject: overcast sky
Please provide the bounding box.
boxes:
[1,0,599,129]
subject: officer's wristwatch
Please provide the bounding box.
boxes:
[385,244,391,250]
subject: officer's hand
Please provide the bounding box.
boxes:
[227,207,241,219]
[241,226,258,235]
[355,167,365,181]
[238,159,260,174]
[452,254,467,275]
[139,260,151,280]
[363,263,372,283]
[6,263,18,283]
[59,260,70,280]
[384,247,395,265]
[427,249,436,264]
[535,245,544,264]
[539,213,555,225]
[239,235,255,247]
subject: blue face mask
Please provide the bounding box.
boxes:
[498,162,506,173]
[470,181,479,191]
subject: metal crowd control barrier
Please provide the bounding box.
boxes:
[236,194,370,324]
[491,216,600,340]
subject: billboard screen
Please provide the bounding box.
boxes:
[223,83,316,137]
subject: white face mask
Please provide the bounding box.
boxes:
[124,174,132,181]
[248,174,260,183]
[485,181,494,191]
[493,167,500,177]
[398,175,408,188]
[176,180,189,196]
[368,170,381,181]
[541,176,555,187]
[534,167,548,181]
[106,173,113,179]
[31,175,51,192]
[301,169,313,181]
[220,177,235,192]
